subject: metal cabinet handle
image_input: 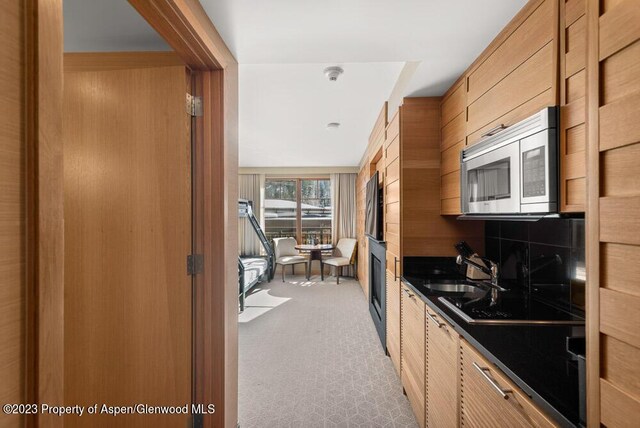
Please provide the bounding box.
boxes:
[481,124,506,138]
[426,311,443,328]
[394,257,400,280]
[472,362,512,399]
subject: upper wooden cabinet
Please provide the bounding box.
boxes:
[440,79,466,215]
[460,339,558,427]
[439,0,587,214]
[465,0,558,145]
[560,0,587,212]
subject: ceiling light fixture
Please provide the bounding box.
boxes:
[326,122,341,130]
[324,66,344,81]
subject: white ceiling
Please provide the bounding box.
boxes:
[240,62,404,167]
[199,0,527,167]
[63,0,528,167]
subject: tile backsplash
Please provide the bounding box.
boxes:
[484,218,585,314]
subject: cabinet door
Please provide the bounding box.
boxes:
[460,339,557,427]
[386,269,401,377]
[401,284,425,428]
[426,309,459,428]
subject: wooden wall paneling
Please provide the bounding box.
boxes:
[1,2,27,426]
[402,98,483,256]
[356,166,369,295]
[401,285,426,428]
[587,0,640,424]
[63,51,184,71]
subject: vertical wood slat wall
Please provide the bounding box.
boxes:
[586,0,640,425]
[560,0,587,212]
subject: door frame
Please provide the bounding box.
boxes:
[27,1,238,427]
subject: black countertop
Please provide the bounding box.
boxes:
[402,257,583,427]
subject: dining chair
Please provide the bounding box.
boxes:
[321,238,357,284]
[273,237,308,282]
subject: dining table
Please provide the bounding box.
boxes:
[295,243,334,279]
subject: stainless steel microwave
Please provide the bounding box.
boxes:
[460,107,558,216]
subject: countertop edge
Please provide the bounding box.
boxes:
[401,277,576,428]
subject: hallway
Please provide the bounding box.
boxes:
[238,277,418,428]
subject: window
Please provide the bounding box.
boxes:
[264,178,332,244]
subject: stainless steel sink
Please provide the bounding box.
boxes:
[422,280,480,293]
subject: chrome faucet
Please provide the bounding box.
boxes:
[456,254,506,306]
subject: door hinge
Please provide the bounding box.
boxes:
[186,93,203,117]
[187,254,204,275]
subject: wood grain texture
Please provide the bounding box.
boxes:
[601,143,640,197]
[441,79,465,128]
[0,2,26,426]
[64,51,183,71]
[356,166,368,295]
[601,243,640,296]
[601,335,640,401]
[399,98,483,255]
[467,0,554,104]
[401,284,425,428]
[128,0,235,69]
[460,339,557,427]
[600,288,640,349]
[63,65,191,427]
[25,1,65,426]
[598,0,640,61]
[600,378,640,428]
[386,270,401,377]
[467,41,555,135]
[426,311,459,428]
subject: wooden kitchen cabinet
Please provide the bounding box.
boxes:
[440,78,465,215]
[401,283,426,428]
[460,339,558,427]
[386,270,401,377]
[426,308,459,428]
[465,0,558,145]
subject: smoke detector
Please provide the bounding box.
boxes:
[324,66,344,81]
[326,122,341,130]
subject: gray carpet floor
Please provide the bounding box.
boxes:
[238,275,418,428]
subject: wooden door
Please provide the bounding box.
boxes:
[63,62,191,427]
[426,310,458,428]
[401,284,425,428]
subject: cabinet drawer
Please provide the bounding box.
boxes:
[460,339,558,427]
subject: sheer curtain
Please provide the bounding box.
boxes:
[330,173,357,276]
[238,174,265,256]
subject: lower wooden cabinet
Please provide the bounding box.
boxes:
[460,339,558,427]
[426,309,459,428]
[401,283,426,428]
[386,269,401,377]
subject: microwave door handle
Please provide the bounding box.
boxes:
[481,124,507,138]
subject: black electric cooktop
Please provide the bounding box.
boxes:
[439,290,585,325]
